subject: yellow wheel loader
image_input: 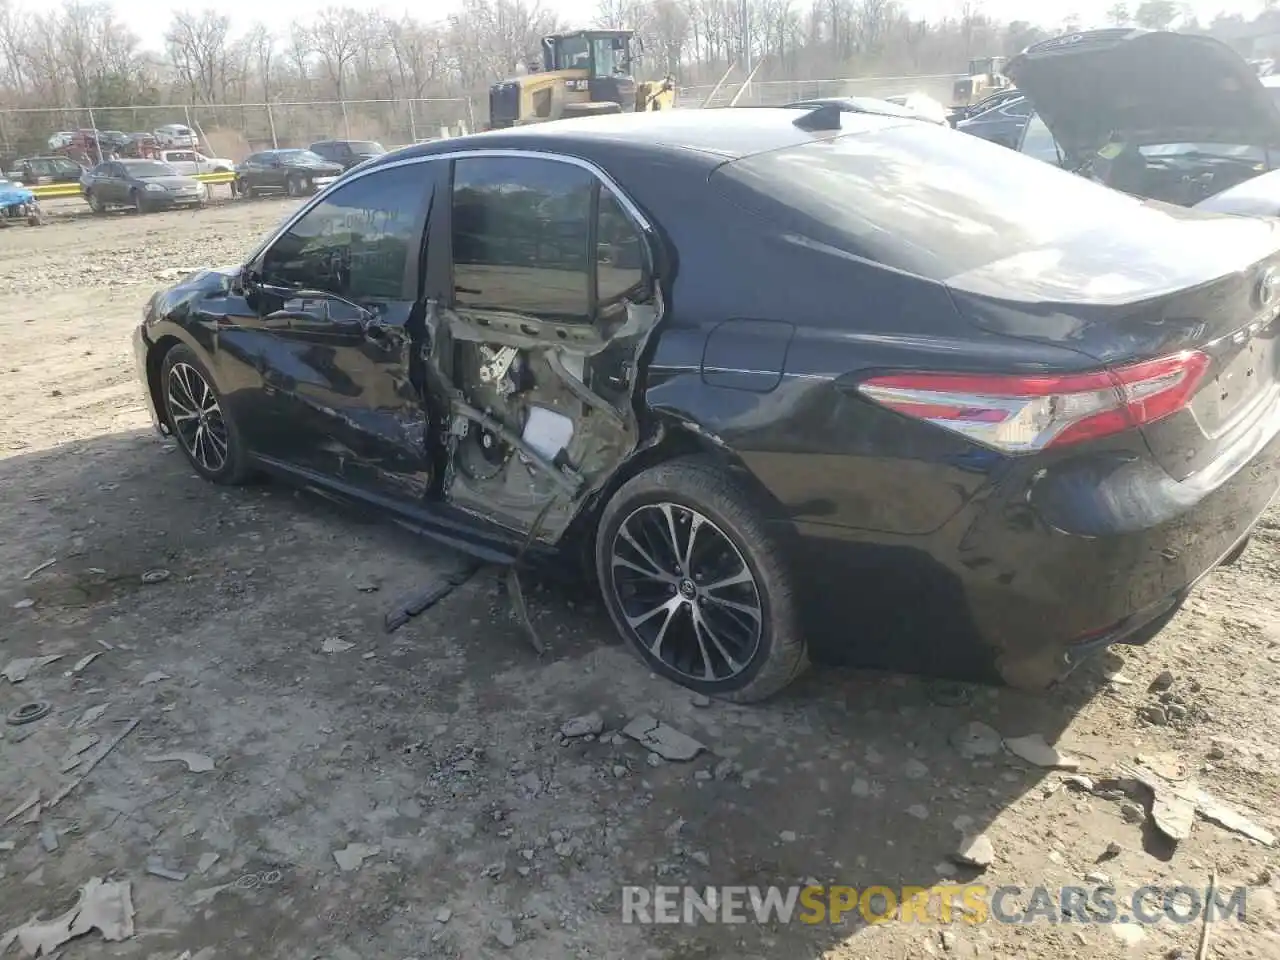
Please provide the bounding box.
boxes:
[951,56,1011,109]
[487,30,676,129]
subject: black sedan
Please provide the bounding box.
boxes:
[309,139,387,171]
[954,94,1032,147]
[132,107,1280,701]
[234,149,344,198]
[81,159,204,213]
[7,155,84,186]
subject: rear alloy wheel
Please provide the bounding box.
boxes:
[285,175,301,197]
[595,457,809,703]
[161,344,250,484]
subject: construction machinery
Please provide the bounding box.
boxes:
[487,30,676,129]
[951,56,1011,109]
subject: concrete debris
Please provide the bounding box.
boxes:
[560,713,603,738]
[60,734,100,769]
[779,831,797,843]
[691,694,712,707]
[71,652,102,674]
[2,655,63,683]
[139,671,170,685]
[75,704,108,728]
[1111,922,1146,947]
[903,758,929,779]
[493,918,517,948]
[333,843,381,871]
[39,824,58,852]
[145,752,215,773]
[147,858,189,881]
[0,841,14,852]
[12,598,34,609]
[1148,670,1175,693]
[622,715,705,761]
[4,788,40,824]
[1003,733,1081,770]
[196,853,220,874]
[951,833,995,869]
[906,804,929,820]
[321,638,355,654]
[1119,762,1276,847]
[0,877,134,955]
[435,907,452,924]
[950,721,1003,758]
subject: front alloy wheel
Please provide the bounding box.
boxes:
[595,458,809,703]
[285,175,300,197]
[160,344,250,484]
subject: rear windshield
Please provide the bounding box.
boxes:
[714,123,1150,280]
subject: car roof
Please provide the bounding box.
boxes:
[378,108,914,167]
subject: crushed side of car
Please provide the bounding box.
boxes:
[417,288,665,545]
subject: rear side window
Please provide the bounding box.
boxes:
[714,123,1145,280]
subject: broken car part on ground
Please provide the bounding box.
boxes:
[133,107,1280,703]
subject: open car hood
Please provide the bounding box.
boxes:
[1007,28,1280,163]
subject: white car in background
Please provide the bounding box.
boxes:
[883,92,950,124]
[154,124,198,148]
[157,149,234,176]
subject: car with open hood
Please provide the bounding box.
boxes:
[132,106,1280,702]
[1008,28,1280,207]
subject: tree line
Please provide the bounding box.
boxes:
[0,0,1272,155]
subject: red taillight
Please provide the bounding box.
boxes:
[857,350,1210,453]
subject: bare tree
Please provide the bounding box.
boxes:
[165,10,232,104]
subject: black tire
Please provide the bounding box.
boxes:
[132,190,148,214]
[594,457,809,703]
[159,343,251,485]
[86,191,105,214]
[285,175,300,197]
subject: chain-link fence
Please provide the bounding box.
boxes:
[677,74,966,108]
[0,97,476,166]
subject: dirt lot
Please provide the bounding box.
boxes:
[0,201,1278,960]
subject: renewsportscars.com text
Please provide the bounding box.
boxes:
[621,884,1250,926]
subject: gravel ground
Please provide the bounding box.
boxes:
[0,201,1278,960]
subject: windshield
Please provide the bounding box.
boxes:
[124,162,178,178]
[592,37,627,76]
[279,150,327,164]
[715,122,1158,280]
[349,141,385,155]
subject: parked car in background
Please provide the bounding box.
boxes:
[1007,28,1280,207]
[947,87,1025,126]
[131,107,1280,702]
[154,124,198,148]
[309,139,388,171]
[158,149,235,176]
[955,94,1032,147]
[81,159,204,214]
[234,149,344,197]
[7,155,84,185]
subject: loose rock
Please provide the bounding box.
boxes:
[560,713,604,738]
[1003,733,1081,770]
[622,715,705,761]
[494,918,517,948]
[1148,670,1175,693]
[950,721,1003,758]
[951,833,994,869]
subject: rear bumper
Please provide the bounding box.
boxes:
[780,416,1280,689]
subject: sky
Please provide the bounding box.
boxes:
[28,0,1275,55]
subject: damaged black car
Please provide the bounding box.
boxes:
[133,108,1280,702]
[1008,28,1280,207]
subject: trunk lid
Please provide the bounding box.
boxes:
[1006,28,1280,165]
[945,209,1280,480]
